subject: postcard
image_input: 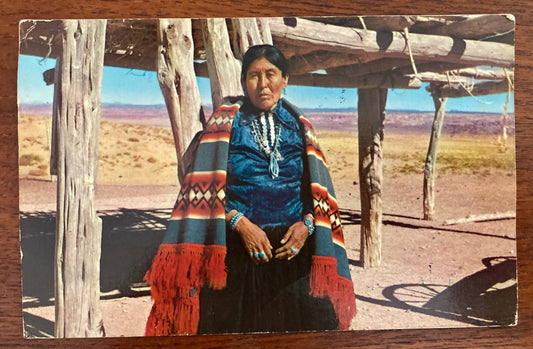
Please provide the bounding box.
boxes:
[18,15,516,338]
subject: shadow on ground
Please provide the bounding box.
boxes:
[340,208,515,241]
[20,208,169,307]
[23,312,55,338]
[357,256,517,326]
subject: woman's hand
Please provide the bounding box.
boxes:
[274,221,309,260]
[232,214,273,264]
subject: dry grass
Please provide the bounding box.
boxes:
[19,114,178,185]
[18,114,515,185]
[383,133,515,176]
[315,130,515,185]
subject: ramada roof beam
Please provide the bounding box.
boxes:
[269,17,514,69]
[430,79,512,98]
[424,14,515,40]
[289,71,421,89]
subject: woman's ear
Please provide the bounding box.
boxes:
[241,78,248,96]
[282,74,289,89]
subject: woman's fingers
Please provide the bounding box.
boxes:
[275,221,308,260]
[237,216,272,263]
[280,228,293,244]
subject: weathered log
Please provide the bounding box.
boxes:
[359,15,418,32]
[157,19,204,184]
[499,79,512,151]
[230,17,273,60]
[326,58,415,77]
[288,51,373,75]
[428,14,515,40]
[271,39,318,59]
[433,79,512,98]
[444,211,516,226]
[394,62,473,76]
[269,17,514,68]
[54,19,106,338]
[50,60,60,175]
[358,88,387,268]
[201,18,242,110]
[447,67,514,81]
[410,72,469,84]
[423,91,447,221]
[289,71,421,89]
[412,71,514,88]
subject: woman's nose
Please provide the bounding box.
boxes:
[258,74,268,88]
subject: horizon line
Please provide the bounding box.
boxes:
[18,102,512,115]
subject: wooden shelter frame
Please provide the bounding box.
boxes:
[19,15,515,337]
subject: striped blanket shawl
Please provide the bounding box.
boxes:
[145,98,356,335]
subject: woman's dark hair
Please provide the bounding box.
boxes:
[241,44,289,81]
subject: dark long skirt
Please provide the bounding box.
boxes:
[198,226,338,334]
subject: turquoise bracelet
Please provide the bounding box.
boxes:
[229,212,244,231]
[304,214,315,236]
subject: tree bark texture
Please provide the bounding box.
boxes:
[423,92,447,221]
[54,19,106,338]
[269,17,514,68]
[358,88,387,268]
[230,17,273,60]
[157,19,203,184]
[201,18,242,110]
[50,58,61,176]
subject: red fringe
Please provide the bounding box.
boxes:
[144,243,227,335]
[309,255,357,330]
[145,290,200,336]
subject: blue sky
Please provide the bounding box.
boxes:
[18,54,514,113]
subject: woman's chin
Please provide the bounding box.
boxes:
[250,97,277,111]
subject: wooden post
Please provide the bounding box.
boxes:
[201,18,273,110]
[50,58,61,176]
[230,17,273,59]
[157,19,203,184]
[200,18,242,110]
[358,88,387,268]
[54,19,106,338]
[423,87,448,220]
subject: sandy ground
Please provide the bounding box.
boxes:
[19,114,517,338]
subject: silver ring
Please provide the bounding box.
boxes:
[290,247,299,254]
[258,251,265,258]
[253,252,259,258]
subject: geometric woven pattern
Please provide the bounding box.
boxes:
[147,98,356,335]
[172,171,226,219]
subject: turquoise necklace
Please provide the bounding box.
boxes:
[250,112,283,179]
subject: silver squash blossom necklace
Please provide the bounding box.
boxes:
[251,111,283,179]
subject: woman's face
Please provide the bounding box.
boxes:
[242,57,288,111]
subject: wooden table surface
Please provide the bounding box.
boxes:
[1,1,532,347]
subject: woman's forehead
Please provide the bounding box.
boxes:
[246,58,280,74]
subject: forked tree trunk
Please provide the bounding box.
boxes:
[54,19,106,338]
[423,92,447,220]
[358,88,387,268]
[201,17,273,110]
[201,18,242,110]
[157,19,204,184]
[230,17,273,59]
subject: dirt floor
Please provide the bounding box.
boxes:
[20,172,517,338]
[18,113,517,338]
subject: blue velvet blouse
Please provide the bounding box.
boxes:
[225,99,312,230]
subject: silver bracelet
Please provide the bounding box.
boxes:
[229,212,244,231]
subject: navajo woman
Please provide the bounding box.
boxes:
[146,45,356,335]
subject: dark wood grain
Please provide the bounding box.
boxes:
[2,1,531,347]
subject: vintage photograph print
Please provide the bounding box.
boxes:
[18,15,516,338]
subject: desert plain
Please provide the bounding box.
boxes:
[18,106,517,337]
